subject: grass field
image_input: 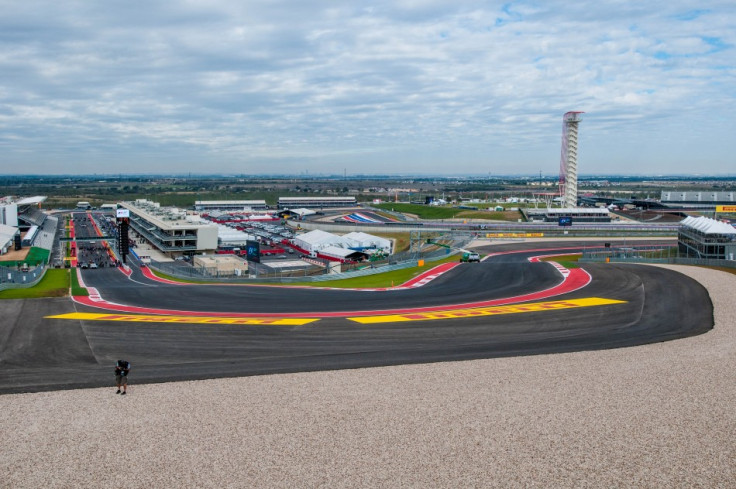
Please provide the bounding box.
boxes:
[0,269,70,299]
[70,268,89,296]
[149,254,461,289]
[0,247,51,267]
[373,203,520,221]
[299,255,460,288]
[540,254,581,269]
[369,232,411,253]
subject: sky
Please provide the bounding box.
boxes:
[1,1,735,176]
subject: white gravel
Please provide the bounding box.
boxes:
[1,265,734,488]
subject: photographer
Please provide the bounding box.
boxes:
[114,359,131,395]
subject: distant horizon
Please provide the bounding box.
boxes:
[1,172,736,180]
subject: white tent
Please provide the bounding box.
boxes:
[284,208,317,218]
[680,216,736,235]
[217,224,255,245]
[293,229,350,253]
[342,231,392,253]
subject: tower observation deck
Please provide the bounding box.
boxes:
[559,111,583,208]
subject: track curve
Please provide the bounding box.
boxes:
[0,241,713,393]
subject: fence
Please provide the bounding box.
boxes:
[0,263,48,292]
[580,245,736,270]
[146,235,471,283]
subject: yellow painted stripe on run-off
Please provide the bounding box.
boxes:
[349,297,627,324]
[46,312,318,326]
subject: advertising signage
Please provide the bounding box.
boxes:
[245,240,260,263]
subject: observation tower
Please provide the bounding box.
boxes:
[559,111,583,208]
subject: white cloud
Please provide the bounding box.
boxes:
[0,0,734,174]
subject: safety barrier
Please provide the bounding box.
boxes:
[0,263,48,291]
[581,256,736,269]
[145,236,470,284]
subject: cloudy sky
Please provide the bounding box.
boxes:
[1,1,734,176]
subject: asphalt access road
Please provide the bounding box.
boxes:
[0,244,711,394]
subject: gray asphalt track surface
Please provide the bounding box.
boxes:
[0,242,713,394]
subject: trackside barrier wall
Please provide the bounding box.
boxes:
[581,256,736,269]
[295,218,679,237]
[0,264,48,292]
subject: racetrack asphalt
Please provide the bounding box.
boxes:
[0,241,713,394]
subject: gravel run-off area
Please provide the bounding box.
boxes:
[1,265,734,488]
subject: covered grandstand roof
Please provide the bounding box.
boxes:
[680,216,736,235]
[662,191,735,203]
[15,196,47,206]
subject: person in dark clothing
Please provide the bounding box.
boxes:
[114,360,131,395]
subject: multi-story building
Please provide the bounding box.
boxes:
[119,200,218,256]
[194,200,268,212]
[278,196,357,209]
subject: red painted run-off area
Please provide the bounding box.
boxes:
[400,262,458,288]
[74,259,591,319]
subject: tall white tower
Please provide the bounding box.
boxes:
[559,111,583,208]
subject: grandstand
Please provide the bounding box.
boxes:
[523,207,611,223]
[678,216,736,260]
[195,200,268,212]
[19,207,47,227]
[34,215,59,252]
[278,196,357,209]
[661,191,736,210]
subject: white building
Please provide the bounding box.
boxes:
[195,200,268,212]
[0,200,18,227]
[120,200,218,256]
[278,196,356,209]
[0,224,19,255]
[217,224,256,246]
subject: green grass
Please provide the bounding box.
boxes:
[291,255,460,288]
[70,268,89,296]
[373,203,520,221]
[148,269,208,284]
[367,232,411,253]
[148,254,462,288]
[0,247,51,267]
[0,269,70,299]
[540,254,581,269]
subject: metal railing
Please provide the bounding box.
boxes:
[580,245,736,269]
[145,235,470,283]
[0,263,48,291]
